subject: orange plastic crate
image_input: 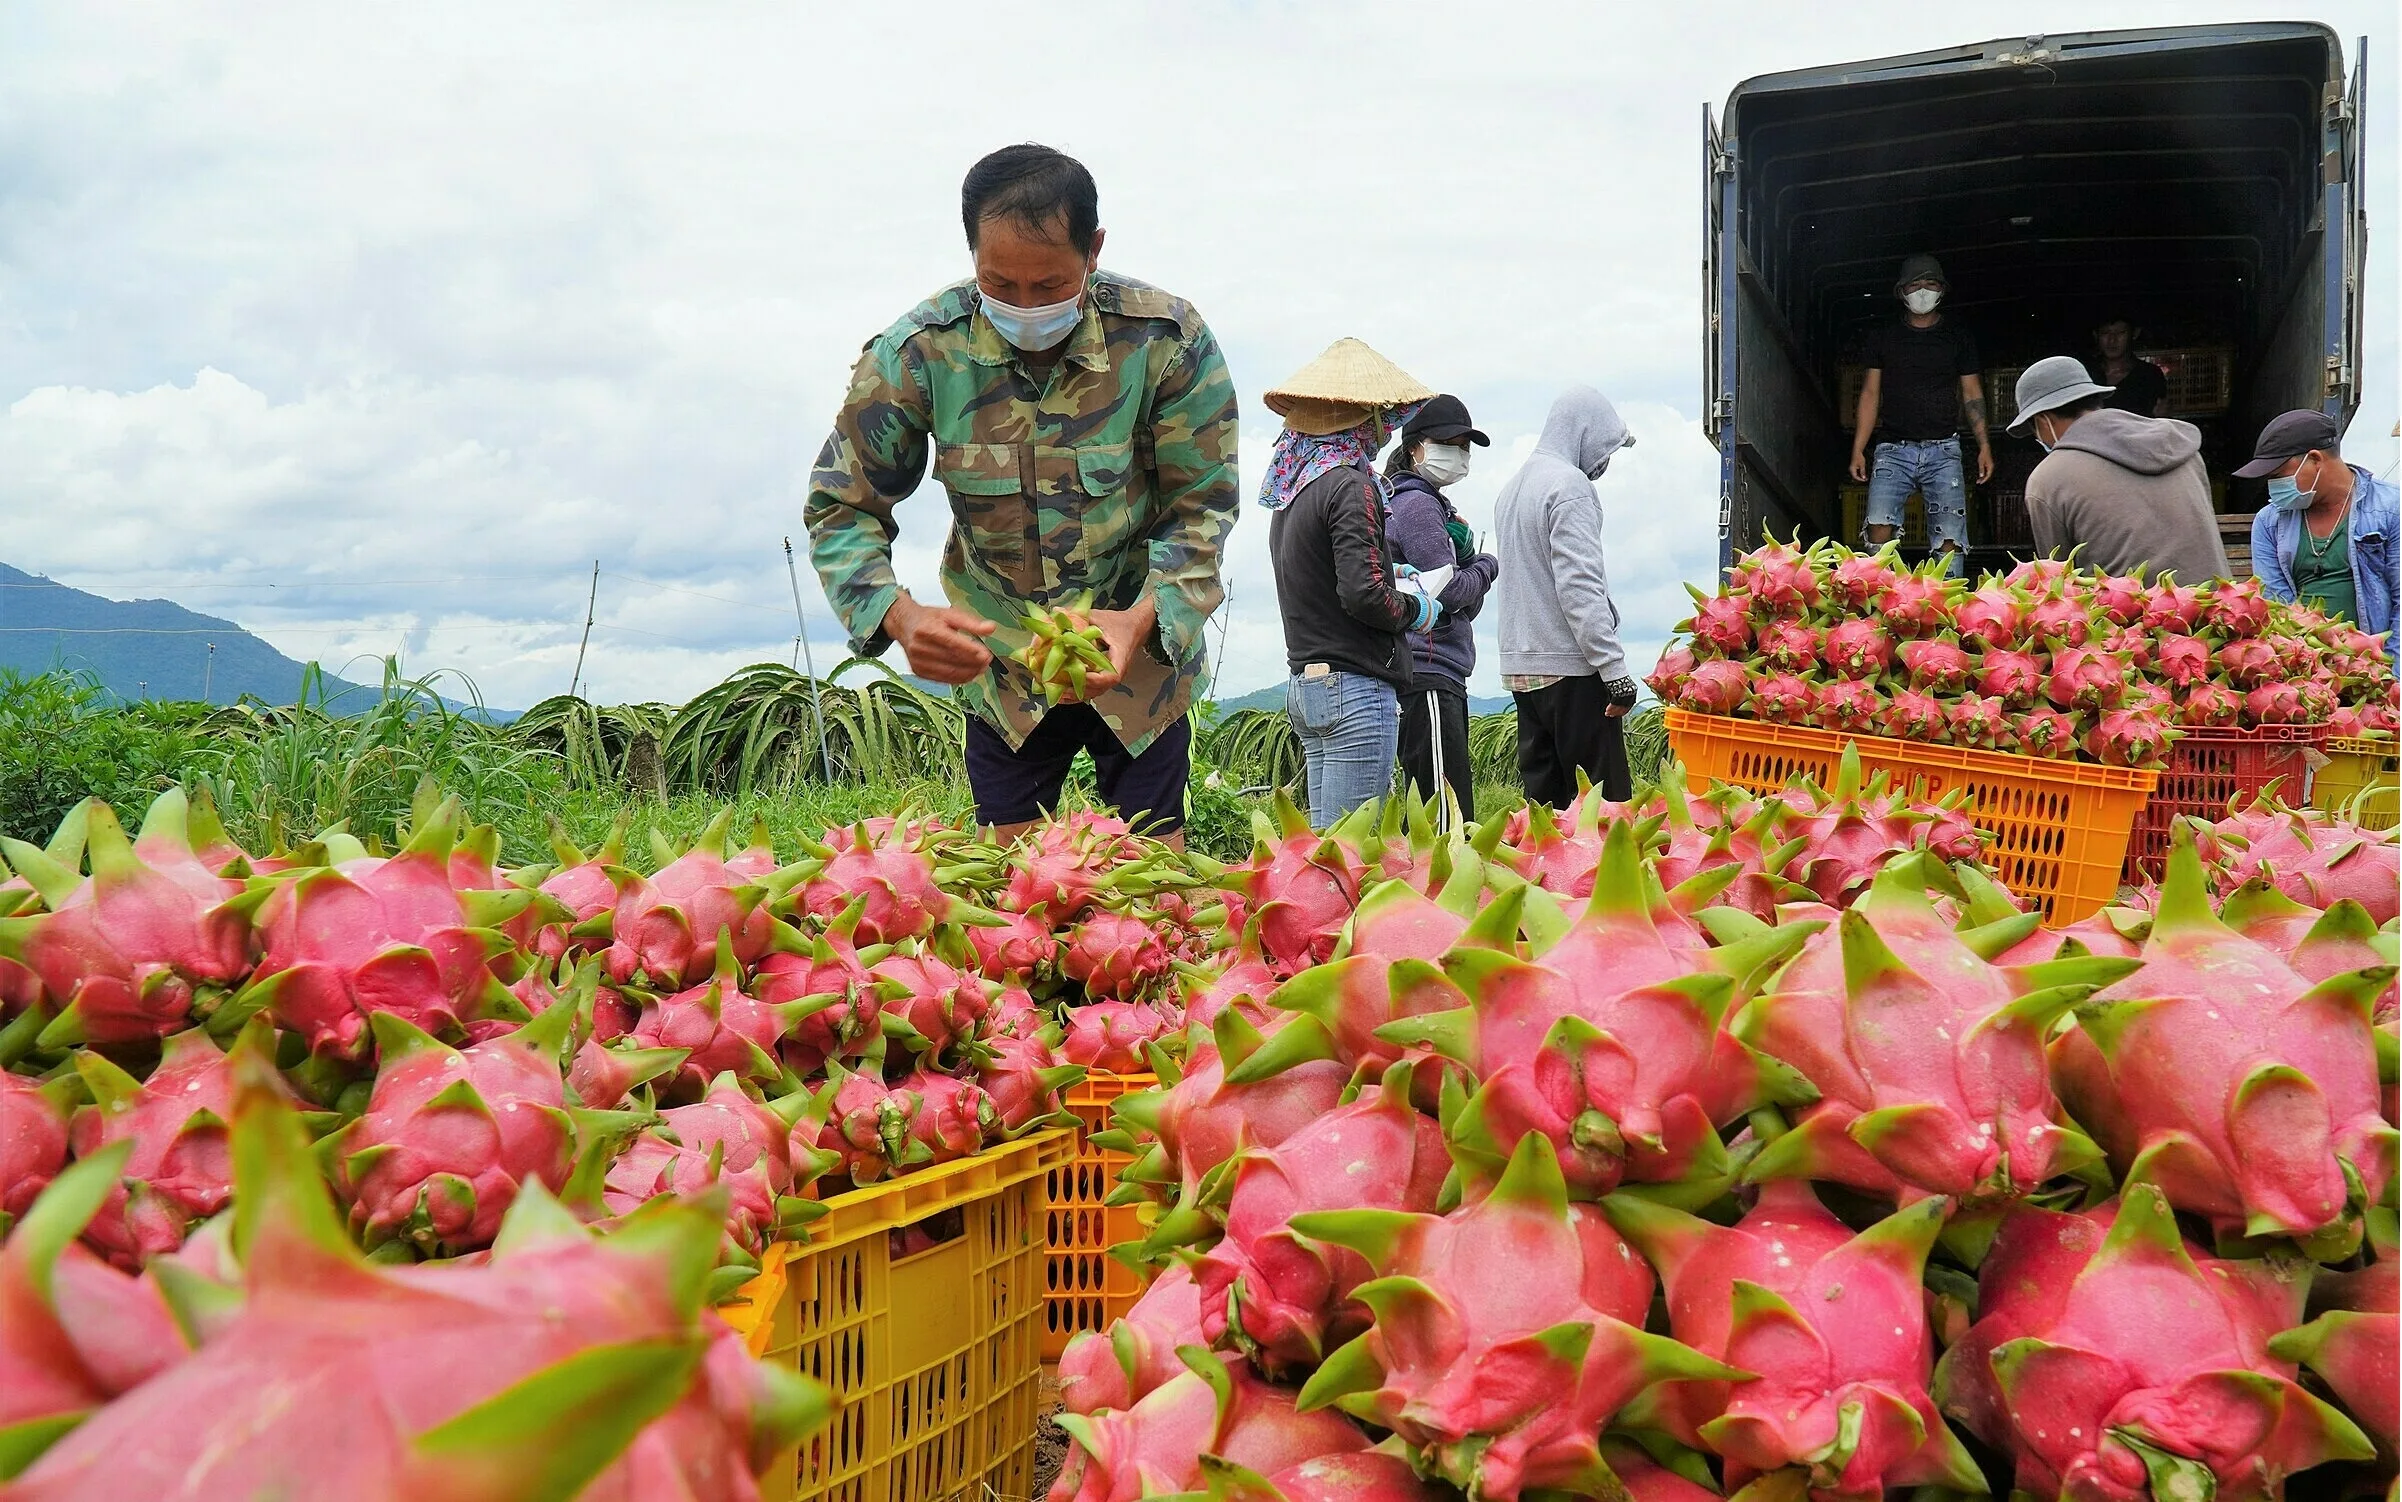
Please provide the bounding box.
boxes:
[2121,723,2327,882]
[1664,709,2157,926]
[721,1129,1072,1502]
[1043,1071,1159,1359]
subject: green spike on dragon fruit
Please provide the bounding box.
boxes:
[6,1048,836,1500]
[1732,850,2138,1203]
[1056,1261,1206,1418]
[1047,1344,1371,1502]
[1369,820,1816,1204]
[2267,1205,2398,1447]
[2049,825,2397,1261]
[1933,1180,2372,1502]
[1289,1132,1740,1502]
[1601,1184,1984,1496]
[602,1071,827,1255]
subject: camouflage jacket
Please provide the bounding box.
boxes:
[804,271,1240,754]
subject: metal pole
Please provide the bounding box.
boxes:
[567,560,600,700]
[202,643,215,703]
[783,538,833,783]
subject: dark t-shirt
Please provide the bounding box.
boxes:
[1865,316,1980,442]
[2101,358,2168,417]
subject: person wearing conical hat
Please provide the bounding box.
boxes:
[803,145,1239,848]
[1261,337,1440,827]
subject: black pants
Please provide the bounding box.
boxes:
[1512,676,1630,808]
[1397,679,1473,820]
[963,706,1190,834]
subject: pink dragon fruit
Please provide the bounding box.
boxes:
[966,906,1057,980]
[1220,795,1369,975]
[2027,591,2096,646]
[2152,631,2211,686]
[2217,636,2283,688]
[630,932,793,1097]
[1750,672,1816,725]
[869,945,994,1059]
[2014,708,2083,758]
[2246,680,2307,723]
[2092,571,2149,624]
[2195,797,2401,923]
[531,821,627,960]
[1064,910,1174,1001]
[2096,623,2155,670]
[567,1033,686,1111]
[1896,635,1973,693]
[2268,1207,2398,1445]
[1828,552,1899,610]
[13,1070,832,1500]
[242,802,536,1060]
[1821,619,1894,680]
[1755,618,1819,673]
[2044,645,2127,712]
[1770,748,1967,906]
[1738,855,2133,1200]
[1061,999,1179,1072]
[1290,1134,1735,1502]
[1605,1188,1982,1494]
[1049,1347,1370,1502]
[329,1006,601,1256]
[1191,1452,1456,1501]
[2142,576,2208,632]
[1645,643,1698,703]
[0,790,252,1047]
[1945,693,2015,750]
[973,1029,1082,1130]
[1683,589,1755,656]
[2,1070,74,1232]
[602,1072,822,1253]
[2051,831,2394,1257]
[2084,706,2174,768]
[1003,812,1140,924]
[1179,921,1280,1030]
[1732,539,1823,617]
[1191,1063,1451,1378]
[1881,688,1948,741]
[1812,679,1884,735]
[753,914,888,1075]
[808,1066,916,1184]
[792,817,958,945]
[2180,679,2245,727]
[1875,569,1958,638]
[1056,1262,1205,1416]
[1934,1182,2371,1501]
[604,813,778,986]
[894,1069,1000,1164]
[1976,647,2044,708]
[67,1028,257,1269]
[2006,557,2073,592]
[1952,584,2027,648]
[2210,576,2272,637]
[1673,659,1750,714]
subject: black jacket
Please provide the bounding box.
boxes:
[1268,463,1418,691]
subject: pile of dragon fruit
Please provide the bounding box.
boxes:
[1648,540,2400,767]
[1,750,2396,1502]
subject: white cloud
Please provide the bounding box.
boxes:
[0,0,2389,710]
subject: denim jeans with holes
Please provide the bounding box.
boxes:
[1286,669,1397,828]
[1867,437,1970,572]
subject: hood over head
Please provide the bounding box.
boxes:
[1533,385,1633,478]
[2053,407,2203,476]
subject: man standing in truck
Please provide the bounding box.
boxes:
[2240,409,2398,669]
[1847,254,1994,571]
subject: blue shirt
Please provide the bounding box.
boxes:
[2253,466,2398,670]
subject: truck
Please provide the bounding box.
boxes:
[1704,23,2370,576]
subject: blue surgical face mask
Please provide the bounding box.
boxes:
[981,288,1083,351]
[2265,458,2320,512]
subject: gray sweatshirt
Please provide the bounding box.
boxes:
[2026,407,2230,584]
[1495,387,1634,679]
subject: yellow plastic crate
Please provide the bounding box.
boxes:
[2313,734,2400,831]
[1044,1071,1159,1359]
[723,1129,1073,1502]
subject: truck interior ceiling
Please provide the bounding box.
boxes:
[1717,25,2363,576]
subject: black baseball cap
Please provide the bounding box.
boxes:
[1400,393,1490,447]
[2235,410,2341,477]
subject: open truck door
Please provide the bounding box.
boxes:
[2329,36,2369,424]
[1703,105,1737,568]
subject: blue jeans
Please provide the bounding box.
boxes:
[1286,669,1397,828]
[1867,437,1970,568]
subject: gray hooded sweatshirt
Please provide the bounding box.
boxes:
[2026,407,2230,583]
[1495,387,1635,679]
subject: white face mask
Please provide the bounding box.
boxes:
[1903,288,1943,315]
[1415,442,1470,487]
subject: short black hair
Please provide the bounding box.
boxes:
[2058,393,2110,421]
[962,145,1098,255]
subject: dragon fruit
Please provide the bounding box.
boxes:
[1881,689,1948,741]
[808,1066,917,1184]
[602,1072,822,1254]
[241,801,536,1060]
[0,790,252,1047]
[532,821,627,960]
[893,1069,1000,1164]
[1828,552,1899,611]
[794,818,955,944]
[2019,711,2085,759]
[1953,584,2027,648]
[1220,795,1370,975]
[1674,659,1750,714]
[1049,1347,1370,1502]
[1061,1000,1179,1072]
[1057,1262,1206,1416]
[2142,576,2208,632]
[66,1027,257,1269]
[1003,812,1140,923]
[2150,631,2209,686]
[1821,619,1893,680]
[1191,1063,1451,1378]
[966,906,1057,980]
[1684,590,1755,657]
[1934,1182,2371,1501]
[2268,1207,2398,1445]
[1894,635,1972,693]
[1,1070,74,1232]
[869,945,994,1058]
[328,1006,602,1256]
[1751,672,1816,725]
[1976,647,2044,708]
[1770,748,1965,906]
[973,1029,1082,1130]
[2195,798,2400,923]
[1876,569,1957,638]
[1945,693,2015,749]
[2217,637,2282,688]
[630,931,793,1097]
[2211,575,2273,636]
[1604,1188,1982,1494]
[2084,707,2174,768]
[1064,910,1173,1001]
[2044,645,2127,712]
[1290,1133,1736,1502]
[1179,921,1281,1030]
[1732,539,1823,616]
[2027,591,2096,646]
[605,812,778,986]
[2179,679,2245,727]
[2091,571,2149,624]
[1755,618,1819,673]
[1737,854,2133,1201]
[2248,680,2308,725]
[1812,679,1884,735]
[1645,644,1698,703]
[752,912,888,1075]
[2051,831,2395,1259]
[1190,1451,1456,1501]
[568,1033,687,1111]
[10,1066,833,1500]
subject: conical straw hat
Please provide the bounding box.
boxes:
[1264,338,1434,434]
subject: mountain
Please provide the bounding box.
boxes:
[1209,681,1512,716]
[0,562,374,706]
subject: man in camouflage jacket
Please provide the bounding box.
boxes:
[804,145,1238,843]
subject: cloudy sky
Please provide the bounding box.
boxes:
[1,0,2391,710]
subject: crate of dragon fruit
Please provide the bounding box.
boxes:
[2120,723,2330,882]
[2312,734,2400,831]
[1043,1069,1160,1358]
[724,1127,1073,1502]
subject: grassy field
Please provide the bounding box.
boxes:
[0,660,1668,864]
